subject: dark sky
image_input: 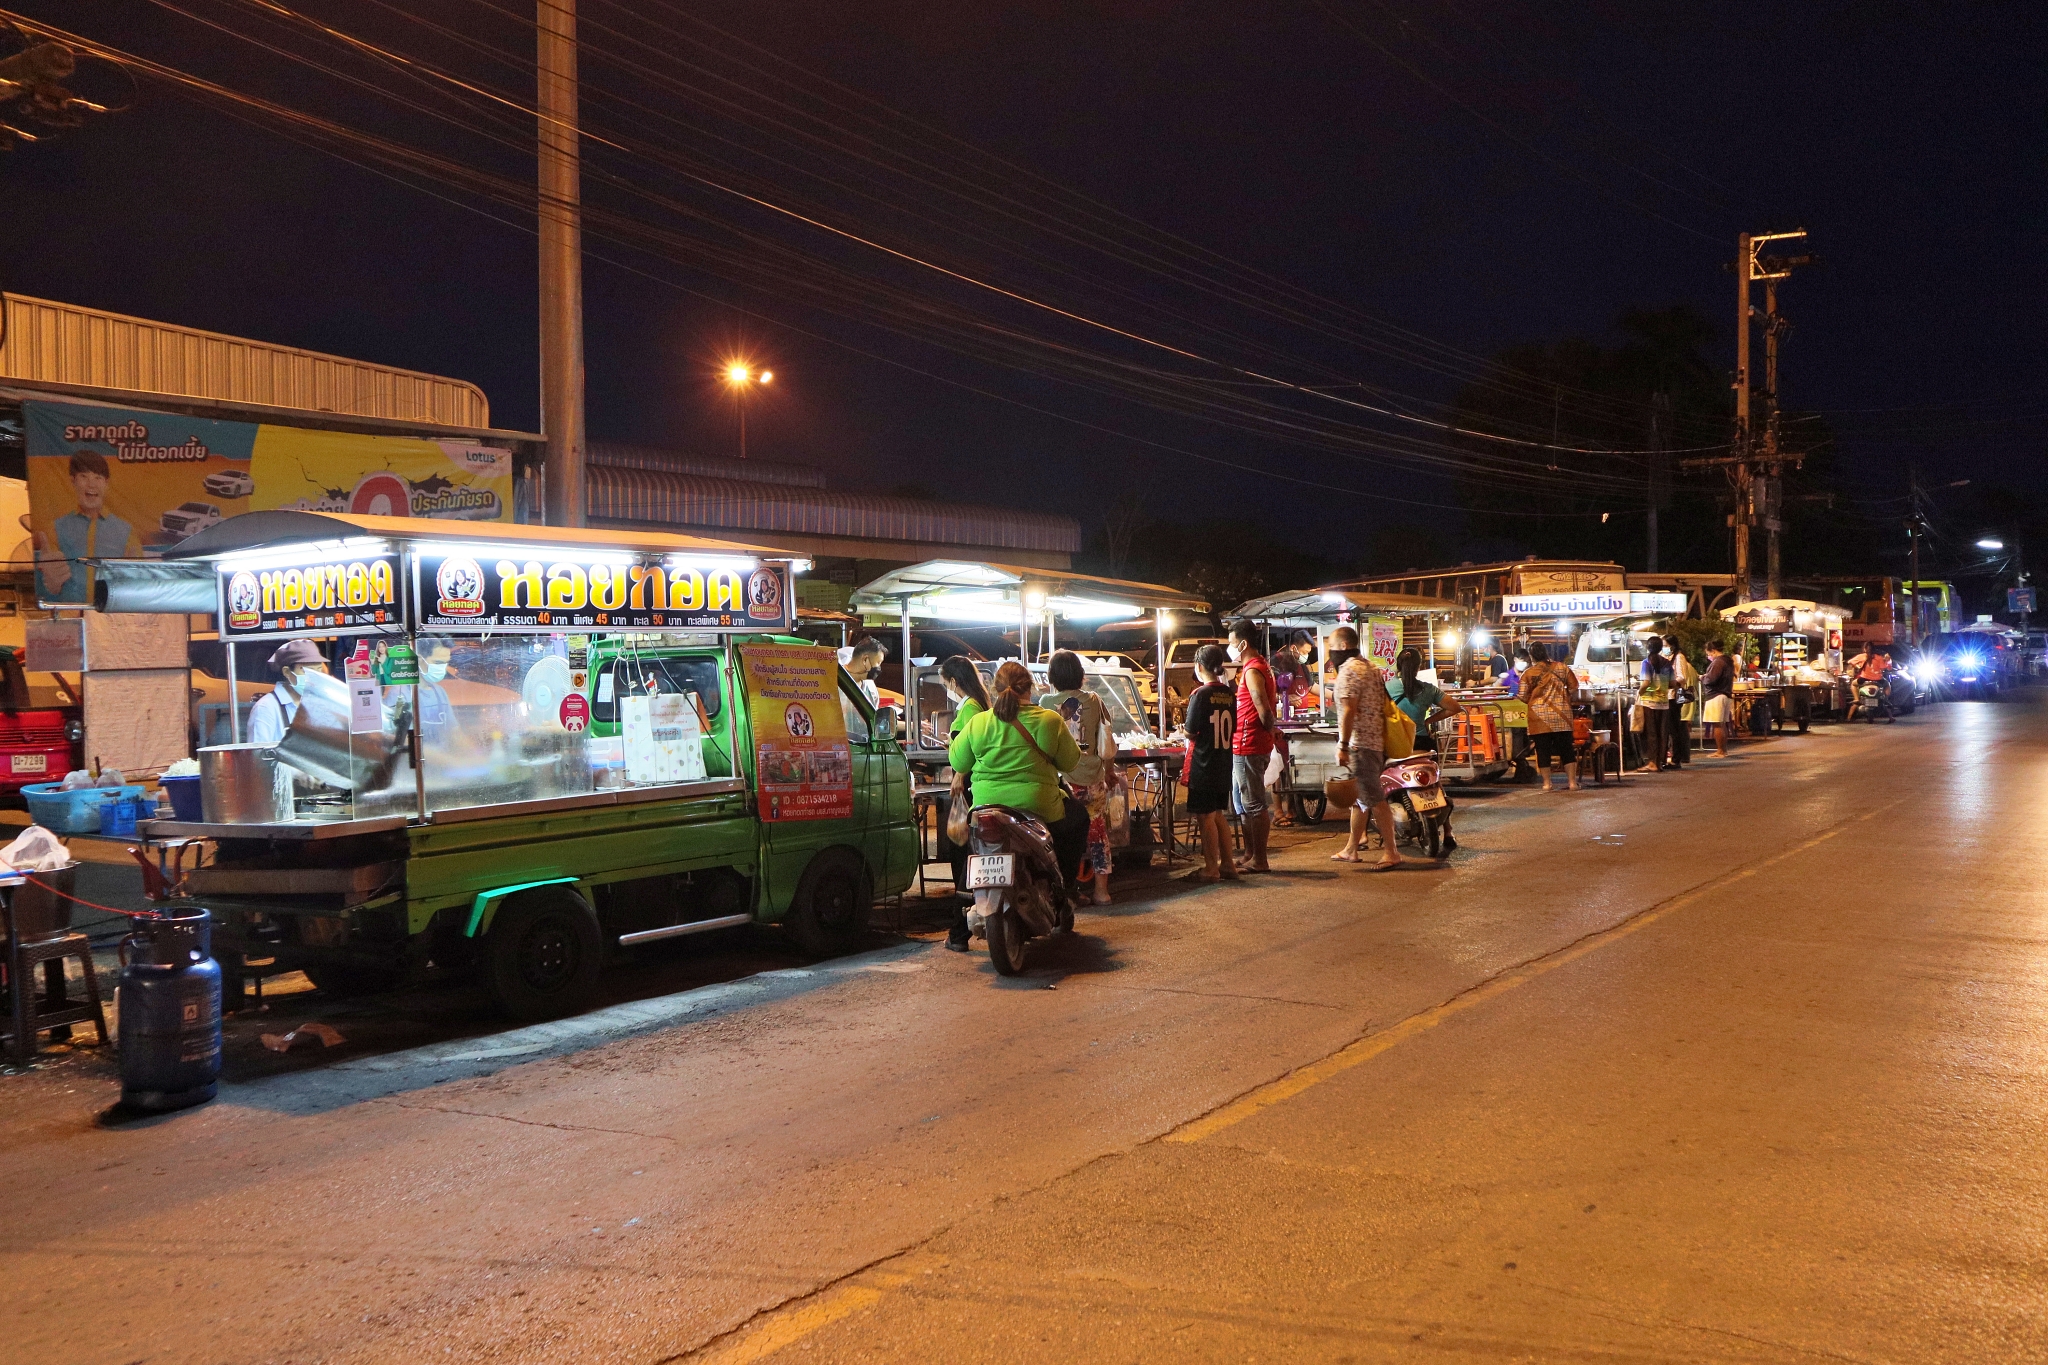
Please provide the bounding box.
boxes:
[5,1,2044,560]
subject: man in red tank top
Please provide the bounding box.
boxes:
[1228,620,1278,873]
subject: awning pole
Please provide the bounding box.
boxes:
[226,637,241,743]
[1020,595,1030,663]
[1317,625,1330,725]
[1156,611,1169,737]
[1047,610,1056,657]
[900,599,915,746]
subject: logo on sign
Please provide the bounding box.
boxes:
[436,557,485,617]
[784,702,815,738]
[559,692,590,733]
[747,567,784,621]
[226,571,260,630]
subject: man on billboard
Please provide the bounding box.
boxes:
[35,450,141,604]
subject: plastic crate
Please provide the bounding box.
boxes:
[22,782,147,835]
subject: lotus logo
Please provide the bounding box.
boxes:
[436,557,485,617]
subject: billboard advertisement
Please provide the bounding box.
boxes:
[25,399,512,605]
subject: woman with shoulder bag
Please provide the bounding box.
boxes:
[1040,650,1123,905]
[948,661,1089,897]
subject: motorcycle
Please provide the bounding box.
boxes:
[1852,678,1896,724]
[1383,752,1456,858]
[963,804,1076,975]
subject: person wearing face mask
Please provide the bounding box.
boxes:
[408,636,457,748]
[1226,619,1278,873]
[247,638,329,745]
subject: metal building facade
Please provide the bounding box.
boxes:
[0,294,491,428]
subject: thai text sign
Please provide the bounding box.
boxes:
[414,551,791,633]
[26,398,512,605]
[219,553,405,637]
[1364,617,1401,671]
[1502,592,1627,618]
[739,644,853,822]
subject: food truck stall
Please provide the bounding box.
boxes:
[1230,589,1488,812]
[98,510,919,1020]
[851,560,1202,861]
[1718,599,1848,732]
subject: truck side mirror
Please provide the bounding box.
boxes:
[874,704,900,738]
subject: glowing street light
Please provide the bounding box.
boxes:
[1977,537,2005,551]
[722,361,774,459]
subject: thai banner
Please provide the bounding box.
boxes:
[739,643,853,822]
[1364,617,1402,671]
[25,398,512,605]
[218,551,407,638]
[414,549,790,633]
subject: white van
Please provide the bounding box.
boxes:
[1574,622,1649,688]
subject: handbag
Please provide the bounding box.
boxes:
[1323,770,1360,809]
[944,772,972,844]
[1383,699,1416,760]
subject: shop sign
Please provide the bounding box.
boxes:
[26,398,511,606]
[413,551,792,632]
[739,644,853,822]
[1502,591,1627,617]
[1627,592,1689,614]
[219,552,405,637]
[1364,617,1401,671]
[1729,605,1795,634]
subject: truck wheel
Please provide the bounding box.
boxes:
[302,962,404,998]
[786,849,871,958]
[486,888,603,1022]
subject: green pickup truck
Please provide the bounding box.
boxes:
[129,512,918,1020]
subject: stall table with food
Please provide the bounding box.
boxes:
[1719,599,1848,733]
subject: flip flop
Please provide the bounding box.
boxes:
[1365,860,1403,873]
[1329,851,1360,863]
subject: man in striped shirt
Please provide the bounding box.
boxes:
[1330,627,1402,871]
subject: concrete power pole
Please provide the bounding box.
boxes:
[1763,277,1784,599]
[1732,232,1752,601]
[1906,465,1920,646]
[538,0,587,528]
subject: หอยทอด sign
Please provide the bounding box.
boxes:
[219,553,406,637]
[740,644,852,822]
[1502,592,1628,618]
[25,398,512,605]
[414,551,792,633]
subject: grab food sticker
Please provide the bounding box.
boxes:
[739,644,852,822]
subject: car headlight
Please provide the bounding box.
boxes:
[1959,652,1983,671]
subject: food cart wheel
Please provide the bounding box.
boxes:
[302,961,405,998]
[1291,793,1327,825]
[485,888,604,1022]
[786,848,873,958]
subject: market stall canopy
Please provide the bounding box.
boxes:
[92,511,807,615]
[1231,588,1467,624]
[850,559,1206,622]
[1717,598,1846,634]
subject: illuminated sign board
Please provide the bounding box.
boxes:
[413,550,791,633]
[219,553,405,637]
[1628,592,1690,614]
[1502,592,1627,617]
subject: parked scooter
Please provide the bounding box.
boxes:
[964,805,1075,975]
[1384,753,1456,858]
[1851,678,1897,724]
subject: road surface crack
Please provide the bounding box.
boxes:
[1095,982,1345,1010]
[373,1099,679,1143]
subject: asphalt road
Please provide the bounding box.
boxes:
[6,698,2045,1363]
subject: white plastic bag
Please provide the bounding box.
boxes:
[0,824,73,872]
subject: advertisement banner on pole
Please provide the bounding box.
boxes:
[25,398,512,605]
[1364,617,1402,671]
[739,644,853,822]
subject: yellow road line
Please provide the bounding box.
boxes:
[694,1285,884,1365]
[1165,794,1907,1144]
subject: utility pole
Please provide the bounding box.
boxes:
[1906,465,1920,647]
[537,0,586,527]
[1686,231,1812,603]
[1646,391,1670,574]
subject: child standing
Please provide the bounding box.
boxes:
[1180,644,1241,883]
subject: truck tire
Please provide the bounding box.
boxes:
[786,849,872,958]
[485,887,603,1022]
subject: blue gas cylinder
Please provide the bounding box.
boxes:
[118,910,222,1112]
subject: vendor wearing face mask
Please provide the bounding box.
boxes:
[247,639,329,746]
[409,636,456,746]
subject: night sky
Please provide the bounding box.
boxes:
[4,1,2043,567]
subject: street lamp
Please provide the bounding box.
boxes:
[1976,538,2005,551]
[721,362,772,459]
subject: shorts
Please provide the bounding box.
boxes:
[1232,754,1270,817]
[1187,782,1230,815]
[1702,694,1733,724]
[1345,747,1385,800]
[1531,730,1576,766]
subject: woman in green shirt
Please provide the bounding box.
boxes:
[949,660,1090,895]
[939,656,992,950]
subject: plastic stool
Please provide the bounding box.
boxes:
[5,930,109,1063]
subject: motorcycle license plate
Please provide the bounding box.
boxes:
[966,854,1015,889]
[1409,786,1447,812]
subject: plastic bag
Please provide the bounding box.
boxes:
[58,769,96,791]
[0,824,73,872]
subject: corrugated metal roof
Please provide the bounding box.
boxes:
[590,465,1080,554]
[588,442,824,488]
[0,294,490,428]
